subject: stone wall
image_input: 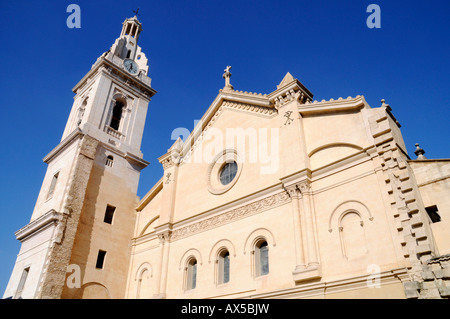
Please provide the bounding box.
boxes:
[36,135,98,299]
[368,104,435,283]
[404,254,450,299]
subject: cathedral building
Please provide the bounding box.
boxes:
[3,16,450,299]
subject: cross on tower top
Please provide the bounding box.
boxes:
[133,8,141,17]
[222,65,233,91]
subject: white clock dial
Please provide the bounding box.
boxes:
[123,59,139,75]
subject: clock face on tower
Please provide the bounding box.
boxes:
[123,59,139,75]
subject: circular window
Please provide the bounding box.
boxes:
[219,161,238,185]
[207,149,242,195]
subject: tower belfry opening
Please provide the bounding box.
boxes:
[110,100,124,131]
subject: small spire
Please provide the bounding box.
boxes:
[381,98,392,111]
[277,72,295,89]
[222,66,234,91]
[381,99,390,107]
[414,143,427,159]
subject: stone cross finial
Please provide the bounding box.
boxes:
[222,66,234,91]
[414,143,427,160]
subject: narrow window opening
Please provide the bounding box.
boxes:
[47,172,59,199]
[110,101,124,131]
[126,49,131,59]
[425,205,441,223]
[218,251,230,284]
[14,267,30,299]
[105,155,114,167]
[125,24,131,35]
[255,240,269,277]
[104,205,116,224]
[186,258,197,290]
[96,250,107,269]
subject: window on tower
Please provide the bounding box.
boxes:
[14,267,30,299]
[110,100,124,131]
[105,155,114,167]
[96,250,107,269]
[103,205,116,224]
[47,172,59,199]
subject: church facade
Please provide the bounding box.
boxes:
[3,17,450,299]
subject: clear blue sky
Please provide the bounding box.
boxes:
[0,0,449,294]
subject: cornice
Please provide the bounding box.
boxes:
[248,267,409,299]
[267,79,313,103]
[408,158,450,163]
[43,129,84,164]
[72,56,157,99]
[136,177,163,211]
[15,209,63,241]
[124,151,150,169]
[222,100,276,116]
[299,95,367,115]
[220,90,271,108]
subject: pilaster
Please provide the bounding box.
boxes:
[282,176,322,283]
[153,226,172,299]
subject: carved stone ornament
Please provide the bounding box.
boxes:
[161,157,175,170]
[171,191,291,241]
[299,181,311,193]
[157,231,172,244]
[284,184,301,198]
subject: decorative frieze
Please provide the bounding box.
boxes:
[222,100,276,116]
[160,156,175,170]
[171,191,291,241]
[273,89,311,110]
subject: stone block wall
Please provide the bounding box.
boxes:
[404,254,450,299]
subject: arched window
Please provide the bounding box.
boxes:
[217,250,230,285]
[255,240,269,277]
[185,258,197,290]
[110,100,124,131]
[77,98,88,126]
[105,155,114,167]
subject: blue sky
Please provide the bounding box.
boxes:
[0,0,449,294]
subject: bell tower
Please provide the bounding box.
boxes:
[3,16,156,299]
[119,16,142,60]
